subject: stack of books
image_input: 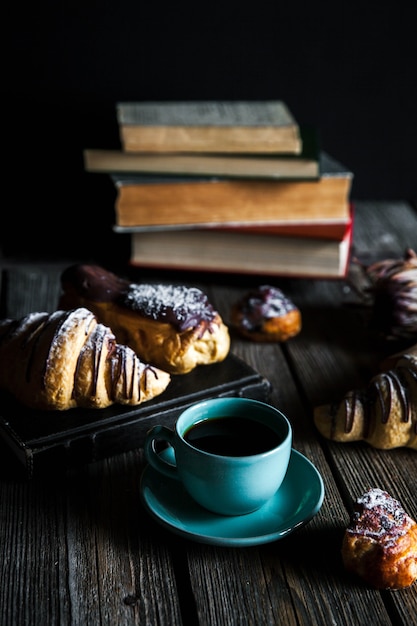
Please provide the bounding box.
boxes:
[84,101,354,278]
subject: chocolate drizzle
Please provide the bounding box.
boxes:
[344,392,359,433]
[124,283,216,331]
[369,367,411,426]
[234,285,297,332]
[364,249,417,340]
[330,390,366,437]
[327,359,417,447]
[111,347,123,400]
[61,264,218,332]
[91,325,106,396]
[404,366,417,436]
[128,350,135,400]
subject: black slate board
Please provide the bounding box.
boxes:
[0,353,271,478]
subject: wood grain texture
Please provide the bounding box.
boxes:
[1,201,417,625]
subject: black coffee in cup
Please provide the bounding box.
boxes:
[183,416,282,456]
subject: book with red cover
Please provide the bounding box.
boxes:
[114,214,350,241]
[128,205,354,279]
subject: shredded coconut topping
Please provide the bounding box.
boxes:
[123,283,216,331]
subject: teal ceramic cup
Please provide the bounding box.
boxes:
[144,397,292,516]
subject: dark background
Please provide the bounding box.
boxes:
[2,3,416,262]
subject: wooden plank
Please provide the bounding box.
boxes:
[0,264,64,317]
[0,451,184,626]
[282,202,417,621]
[0,267,184,626]
[183,281,394,625]
[352,200,417,262]
[1,203,417,625]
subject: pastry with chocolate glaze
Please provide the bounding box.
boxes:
[342,488,417,589]
[231,285,301,342]
[314,353,417,450]
[0,308,170,410]
[59,264,230,374]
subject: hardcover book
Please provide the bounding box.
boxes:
[114,219,350,240]
[128,213,354,279]
[116,100,302,154]
[85,127,318,180]
[111,152,353,229]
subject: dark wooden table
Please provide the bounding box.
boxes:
[1,200,417,625]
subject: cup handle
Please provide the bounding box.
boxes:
[144,425,179,480]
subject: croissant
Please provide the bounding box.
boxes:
[0,308,171,411]
[314,354,417,450]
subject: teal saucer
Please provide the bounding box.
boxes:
[140,447,324,547]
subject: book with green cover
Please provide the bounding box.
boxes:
[85,127,319,180]
[116,100,302,154]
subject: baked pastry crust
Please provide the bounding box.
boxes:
[231,285,301,342]
[59,265,230,375]
[314,353,417,450]
[342,488,417,589]
[0,308,170,410]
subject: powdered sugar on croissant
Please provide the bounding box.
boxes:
[0,308,170,410]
